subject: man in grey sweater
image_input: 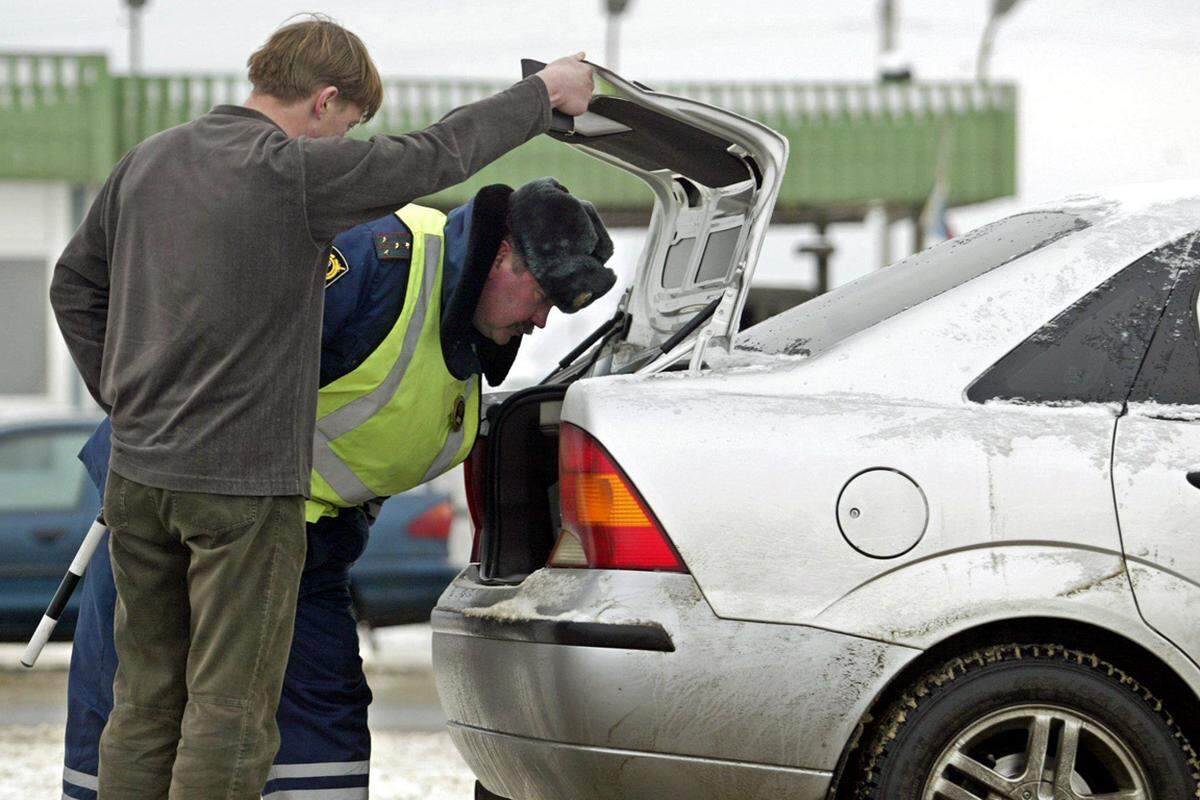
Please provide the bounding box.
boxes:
[49,16,593,800]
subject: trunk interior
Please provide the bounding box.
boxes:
[477,385,567,583]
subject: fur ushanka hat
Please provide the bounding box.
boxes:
[507,177,617,312]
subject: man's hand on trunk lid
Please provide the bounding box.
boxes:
[536,53,594,117]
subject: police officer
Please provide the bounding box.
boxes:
[61,178,615,800]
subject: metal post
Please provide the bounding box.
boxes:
[879,0,896,55]
[127,0,149,75]
[870,203,894,269]
[603,0,631,71]
[977,0,1023,81]
[877,0,911,82]
[796,221,834,294]
[880,212,892,269]
[912,208,925,254]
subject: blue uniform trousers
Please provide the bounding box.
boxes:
[63,508,373,800]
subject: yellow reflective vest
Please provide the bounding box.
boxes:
[306,205,481,522]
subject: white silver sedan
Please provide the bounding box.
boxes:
[433,65,1200,800]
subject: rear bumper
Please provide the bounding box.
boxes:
[448,723,832,800]
[432,567,919,800]
[432,605,673,651]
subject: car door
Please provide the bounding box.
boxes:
[0,422,98,638]
[1112,231,1200,660]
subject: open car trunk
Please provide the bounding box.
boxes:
[470,63,788,583]
[474,387,566,582]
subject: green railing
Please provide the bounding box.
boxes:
[0,53,1017,222]
[0,54,115,184]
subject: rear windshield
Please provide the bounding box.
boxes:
[737,211,1088,358]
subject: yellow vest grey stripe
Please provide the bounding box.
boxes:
[421,374,478,484]
[305,203,480,521]
[311,428,375,505]
[316,233,440,440]
[266,761,370,780]
[311,232,439,503]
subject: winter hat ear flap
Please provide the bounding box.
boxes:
[508,177,618,313]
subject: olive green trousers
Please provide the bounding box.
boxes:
[97,469,306,800]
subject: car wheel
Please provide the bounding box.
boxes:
[854,642,1200,799]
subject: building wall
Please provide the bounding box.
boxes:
[0,181,82,414]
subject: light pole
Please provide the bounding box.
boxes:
[977,0,1022,81]
[603,0,632,71]
[126,0,149,75]
[877,0,911,82]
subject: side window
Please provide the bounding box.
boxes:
[0,428,91,513]
[1127,263,1200,405]
[967,232,1200,405]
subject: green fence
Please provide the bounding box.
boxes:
[0,54,115,184]
[0,53,1016,222]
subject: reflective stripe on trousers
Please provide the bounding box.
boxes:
[63,763,370,800]
[62,762,369,800]
[261,759,370,799]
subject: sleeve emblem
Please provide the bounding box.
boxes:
[325,246,350,287]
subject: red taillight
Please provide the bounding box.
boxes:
[408,500,453,539]
[463,439,488,561]
[551,423,686,572]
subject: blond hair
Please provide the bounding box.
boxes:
[247,14,383,122]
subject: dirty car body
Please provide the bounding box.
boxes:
[432,64,1200,800]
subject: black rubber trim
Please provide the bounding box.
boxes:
[433,607,675,652]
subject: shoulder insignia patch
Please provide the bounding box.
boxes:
[325,246,350,287]
[375,232,413,262]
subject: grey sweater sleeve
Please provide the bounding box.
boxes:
[302,75,552,244]
[50,173,118,413]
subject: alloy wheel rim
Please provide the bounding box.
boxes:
[920,704,1152,800]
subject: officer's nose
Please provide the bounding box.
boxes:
[532,305,550,329]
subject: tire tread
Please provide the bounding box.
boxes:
[853,642,1200,799]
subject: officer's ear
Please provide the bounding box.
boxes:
[312,85,340,119]
[491,239,514,274]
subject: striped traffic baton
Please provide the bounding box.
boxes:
[20,515,106,668]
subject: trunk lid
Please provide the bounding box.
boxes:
[544,64,789,379]
[468,67,789,581]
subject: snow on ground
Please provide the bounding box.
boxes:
[0,624,479,798]
[0,724,476,799]
[370,732,476,799]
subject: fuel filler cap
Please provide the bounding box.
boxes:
[837,468,928,558]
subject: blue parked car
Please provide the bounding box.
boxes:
[0,414,462,641]
[352,485,463,627]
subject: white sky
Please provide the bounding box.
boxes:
[5,0,1200,385]
[6,0,1198,202]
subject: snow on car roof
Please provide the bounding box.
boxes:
[1034,178,1200,222]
